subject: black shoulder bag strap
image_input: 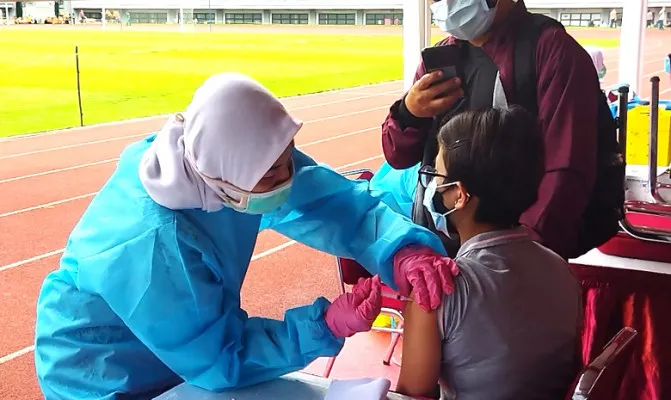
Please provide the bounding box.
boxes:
[411,118,441,225]
[513,13,564,113]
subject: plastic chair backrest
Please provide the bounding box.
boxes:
[568,327,638,400]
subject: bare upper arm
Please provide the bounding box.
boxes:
[396,297,442,398]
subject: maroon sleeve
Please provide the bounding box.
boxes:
[381,62,432,169]
[519,27,599,259]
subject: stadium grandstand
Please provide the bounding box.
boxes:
[1,0,670,27]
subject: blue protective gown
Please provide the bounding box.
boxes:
[34,135,445,400]
[368,161,420,218]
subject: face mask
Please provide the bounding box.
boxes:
[422,179,459,239]
[237,179,293,215]
[430,0,497,41]
[200,164,294,215]
[598,65,607,80]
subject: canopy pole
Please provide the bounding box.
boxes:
[619,0,648,94]
[403,0,430,91]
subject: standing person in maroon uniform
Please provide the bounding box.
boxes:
[381,0,610,260]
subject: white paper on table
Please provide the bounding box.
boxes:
[324,378,391,400]
[625,164,671,203]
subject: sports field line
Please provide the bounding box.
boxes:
[0,81,402,143]
[0,153,383,275]
[0,126,379,184]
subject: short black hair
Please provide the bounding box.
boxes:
[438,106,544,228]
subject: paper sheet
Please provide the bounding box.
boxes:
[325,378,391,400]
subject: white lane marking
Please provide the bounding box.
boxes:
[0,153,384,275]
[0,81,402,143]
[0,106,388,161]
[0,159,120,184]
[0,345,34,365]
[0,249,66,273]
[0,126,378,184]
[0,193,99,219]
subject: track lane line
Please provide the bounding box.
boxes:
[0,81,402,144]
[0,106,388,161]
[1,126,379,183]
[0,126,380,213]
[0,154,383,275]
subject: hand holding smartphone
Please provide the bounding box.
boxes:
[421,45,464,86]
[402,45,465,119]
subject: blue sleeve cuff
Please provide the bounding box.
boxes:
[294,297,345,361]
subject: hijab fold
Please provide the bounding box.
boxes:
[139,73,303,212]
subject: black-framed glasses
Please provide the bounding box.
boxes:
[418,165,450,189]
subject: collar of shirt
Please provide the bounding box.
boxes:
[456,226,531,258]
[481,0,528,50]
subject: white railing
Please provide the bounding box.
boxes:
[69,0,403,10]
[525,0,670,7]
[68,0,671,9]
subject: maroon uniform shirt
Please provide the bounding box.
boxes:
[381,1,598,259]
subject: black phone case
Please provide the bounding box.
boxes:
[421,46,463,83]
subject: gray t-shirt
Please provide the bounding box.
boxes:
[438,228,582,400]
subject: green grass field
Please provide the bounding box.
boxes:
[0,28,619,138]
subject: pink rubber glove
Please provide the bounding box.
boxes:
[393,245,460,312]
[324,275,382,338]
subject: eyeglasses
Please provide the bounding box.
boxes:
[418,165,451,189]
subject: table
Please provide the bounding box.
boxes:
[154,372,420,400]
[569,249,671,400]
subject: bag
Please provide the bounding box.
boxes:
[513,13,625,258]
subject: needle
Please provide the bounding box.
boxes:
[381,292,410,302]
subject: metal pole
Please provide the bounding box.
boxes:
[402,0,427,91]
[102,7,106,30]
[75,46,84,127]
[619,0,648,94]
[617,85,630,160]
[180,8,184,32]
[648,76,661,202]
[423,0,432,48]
[209,0,212,32]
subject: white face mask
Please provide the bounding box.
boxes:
[422,178,460,239]
[430,0,497,41]
[198,162,295,215]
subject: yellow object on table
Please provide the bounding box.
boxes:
[626,105,671,167]
[373,314,400,328]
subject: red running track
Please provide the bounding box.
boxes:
[1,28,670,399]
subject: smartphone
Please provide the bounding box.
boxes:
[421,45,463,84]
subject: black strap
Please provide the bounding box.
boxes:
[513,14,564,114]
[411,118,441,225]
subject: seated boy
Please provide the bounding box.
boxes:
[396,107,582,400]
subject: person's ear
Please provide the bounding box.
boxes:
[452,182,470,210]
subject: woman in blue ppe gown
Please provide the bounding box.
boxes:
[34,73,455,400]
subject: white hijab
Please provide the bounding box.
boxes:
[139,73,303,212]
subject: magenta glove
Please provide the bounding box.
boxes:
[324,275,382,338]
[393,245,460,312]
